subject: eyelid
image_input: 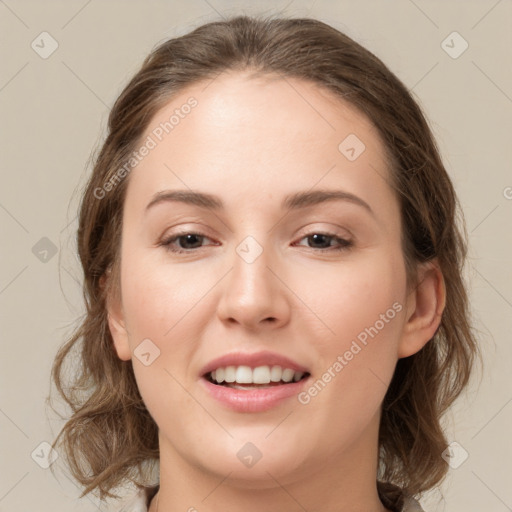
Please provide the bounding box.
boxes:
[158,223,216,242]
[295,222,353,238]
[158,223,351,243]
[159,227,354,255]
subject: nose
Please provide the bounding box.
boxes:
[216,241,291,331]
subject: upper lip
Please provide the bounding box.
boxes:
[200,350,309,377]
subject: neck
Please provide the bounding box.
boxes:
[151,412,390,512]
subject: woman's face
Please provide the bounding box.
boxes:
[108,71,424,486]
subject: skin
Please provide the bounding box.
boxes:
[107,71,445,512]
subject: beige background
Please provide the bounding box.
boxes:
[1,1,511,511]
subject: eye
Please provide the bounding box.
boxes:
[159,230,353,254]
[159,231,215,254]
[294,232,353,252]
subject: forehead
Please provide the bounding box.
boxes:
[123,71,395,218]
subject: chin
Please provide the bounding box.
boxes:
[188,436,313,488]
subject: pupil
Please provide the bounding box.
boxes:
[310,234,329,248]
[181,234,201,249]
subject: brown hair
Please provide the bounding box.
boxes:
[49,14,479,505]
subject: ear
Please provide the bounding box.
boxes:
[398,259,446,358]
[101,271,132,361]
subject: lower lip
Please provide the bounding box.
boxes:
[200,376,310,413]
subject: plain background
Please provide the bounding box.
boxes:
[1,1,511,511]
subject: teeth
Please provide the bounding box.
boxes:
[270,365,283,382]
[281,368,295,383]
[235,365,253,383]
[253,366,271,384]
[209,365,306,385]
[224,366,236,383]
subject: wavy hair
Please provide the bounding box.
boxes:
[49,14,479,507]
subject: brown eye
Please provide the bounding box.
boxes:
[160,232,214,253]
[295,232,353,252]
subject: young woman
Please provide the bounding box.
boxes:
[50,15,478,512]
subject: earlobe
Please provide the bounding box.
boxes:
[107,310,132,361]
[102,273,132,362]
[397,260,446,359]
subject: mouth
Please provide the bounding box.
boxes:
[203,365,311,390]
[198,351,312,411]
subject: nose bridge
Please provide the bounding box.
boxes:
[216,234,289,328]
[234,235,273,294]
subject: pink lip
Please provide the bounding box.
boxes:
[200,375,311,413]
[199,350,309,377]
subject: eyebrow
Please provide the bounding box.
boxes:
[145,189,375,217]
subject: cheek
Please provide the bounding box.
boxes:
[121,234,406,405]
[294,251,406,425]
[118,248,218,416]
[120,247,210,340]
[294,250,406,349]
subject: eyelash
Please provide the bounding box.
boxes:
[159,230,353,254]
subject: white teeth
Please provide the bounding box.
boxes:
[235,365,253,384]
[215,367,225,383]
[281,368,295,383]
[209,365,307,385]
[253,366,271,384]
[224,366,236,383]
[270,365,282,382]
